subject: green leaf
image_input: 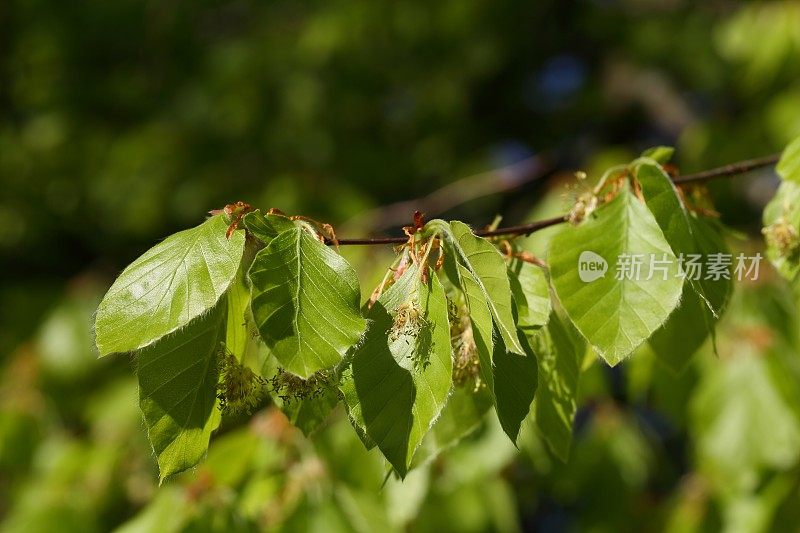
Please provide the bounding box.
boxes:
[763,181,800,282]
[137,301,226,481]
[777,135,800,184]
[341,265,453,477]
[652,217,732,372]
[433,220,524,355]
[636,163,701,257]
[224,245,259,361]
[549,181,683,365]
[533,313,582,461]
[456,264,495,395]
[636,162,732,371]
[95,214,245,355]
[248,226,366,378]
[641,146,675,164]
[225,274,250,359]
[493,329,538,444]
[242,210,297,242]
[636,163,729,316]
[509,261,551,329]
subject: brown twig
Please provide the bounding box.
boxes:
[671,153,780,184]
[328,153,780,246]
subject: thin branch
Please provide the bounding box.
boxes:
[671,153,780,184]
[475,215,569,238]
[331,153,780,246]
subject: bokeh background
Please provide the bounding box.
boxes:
[3,1,800,531]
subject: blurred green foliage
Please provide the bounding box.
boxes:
[3,0,800,531]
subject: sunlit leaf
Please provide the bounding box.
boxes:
[509,261,551,329]
[641,146,675,164]
[636,162,732,371]
[248,226,366,378]
[433,220,524,355]
[549,181,683,365]
[95,214,245,355]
